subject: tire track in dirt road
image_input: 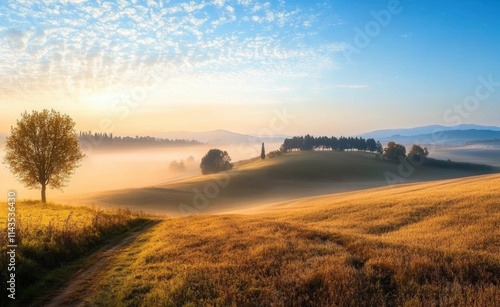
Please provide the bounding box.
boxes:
[40,220,162,307]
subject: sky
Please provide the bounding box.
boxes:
[1,0,500,137]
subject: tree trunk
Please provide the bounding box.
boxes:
[41,184,46,203]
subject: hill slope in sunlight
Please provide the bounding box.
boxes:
[87,174,500,306]
[66,151,497,215]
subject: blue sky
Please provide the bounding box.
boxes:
[1,0,499,136]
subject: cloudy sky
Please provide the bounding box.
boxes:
[1,0,499,136]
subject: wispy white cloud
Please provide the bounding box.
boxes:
[0,0,346,104]
[213,0,225,8]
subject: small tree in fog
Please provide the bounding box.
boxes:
[200,149,233,175]
[408,145,429,163]
[3,109,85,203]
[261,142,266,160]
[383,141,406,160]
[169,160,186,172]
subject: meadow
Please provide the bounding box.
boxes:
[83,173,500,306]
[0,201,154,305]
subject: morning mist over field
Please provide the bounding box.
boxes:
[1,0,500,305]
[1,140,283,200]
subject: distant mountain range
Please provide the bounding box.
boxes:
[141,129,287,145]
[360,124,500,146]
[360,124,500,139]
[378,130,500,146]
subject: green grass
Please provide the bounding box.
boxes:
[423,157,495,171]
[0,201,155,306]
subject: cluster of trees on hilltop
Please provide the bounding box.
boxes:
[281,135,382,153]
[384,142,430,162]
[78,131,202,147]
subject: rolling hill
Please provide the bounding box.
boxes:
[82,173,500,306]
[68,151,497,215]
[16,152,500,306]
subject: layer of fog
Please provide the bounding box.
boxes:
[0,141,282,200]
[430,144,500,167]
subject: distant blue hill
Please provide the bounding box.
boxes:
[360,124,500,141]
[365,129,500,146]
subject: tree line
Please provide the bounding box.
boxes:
[280,135,383,153]
[78,131,202,147]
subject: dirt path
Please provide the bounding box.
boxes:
[41,221,161,307]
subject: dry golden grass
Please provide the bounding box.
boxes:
[86,174,500,306]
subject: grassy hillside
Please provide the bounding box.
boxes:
[76,151,496,215]
[85,174,500,306]
[0,201,154,305]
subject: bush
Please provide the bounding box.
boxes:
[408,145,429,163]
[267,150,282,158]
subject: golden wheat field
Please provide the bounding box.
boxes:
[81,174,500,306]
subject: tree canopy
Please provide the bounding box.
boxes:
[408,144,429,163]
[383,142,407,160]
[366,138,377,152]
[4,109,85,203]
[281,135,378,152]
[200,149,233,175]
